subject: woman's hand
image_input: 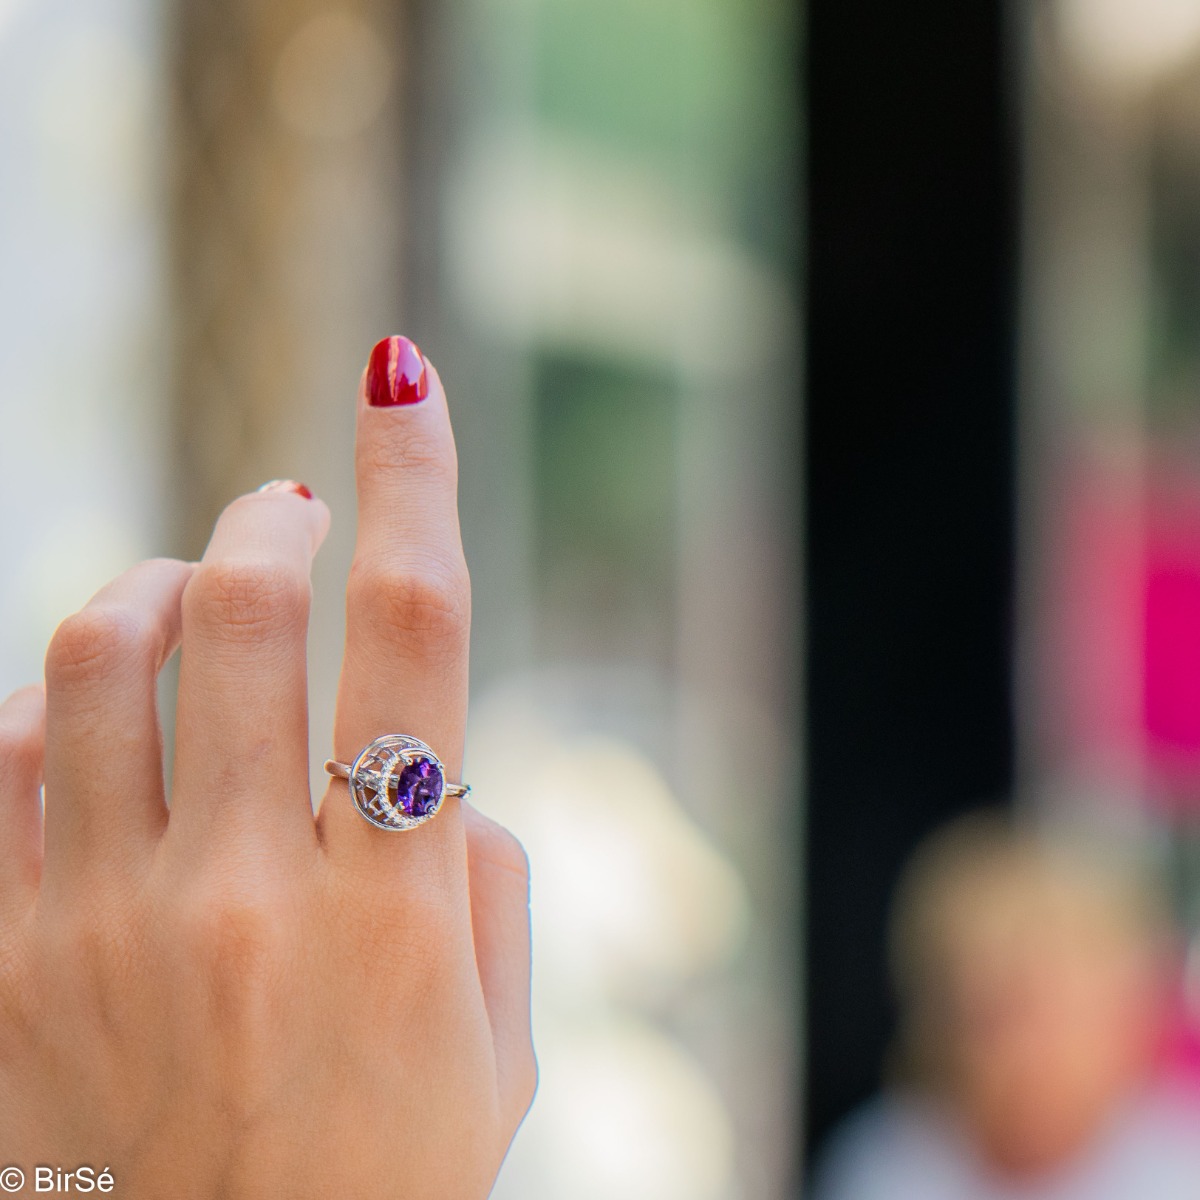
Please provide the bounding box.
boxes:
[0,339,535,1198]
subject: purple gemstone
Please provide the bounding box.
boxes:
[393,755,443,818]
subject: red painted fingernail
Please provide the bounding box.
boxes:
[257,479,314,499]
[366,335,429,407]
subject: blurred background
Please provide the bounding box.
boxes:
[809,0,1200,1196]
[0,0,798,1197]
[13,0,1200,1194]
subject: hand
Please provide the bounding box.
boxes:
[0,339,535,1198]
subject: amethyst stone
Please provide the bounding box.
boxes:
[393,755,443,818]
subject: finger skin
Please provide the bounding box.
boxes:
[320,346,471,895]
[464,802,537,1123]
[168,487,330,856]
[40,559,195,890]
[0,685,45,901]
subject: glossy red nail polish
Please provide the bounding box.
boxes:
[366,335,429,407]
[257,479,314,499]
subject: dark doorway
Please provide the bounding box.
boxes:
[803,0,1020,1172]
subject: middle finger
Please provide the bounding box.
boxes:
[168,481,329,855]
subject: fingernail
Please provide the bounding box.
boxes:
[366,335,429,407]
[257,479,315,499]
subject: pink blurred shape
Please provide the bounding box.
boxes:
[1143,471,1200,787]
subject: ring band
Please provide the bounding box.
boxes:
[325,734,468,831]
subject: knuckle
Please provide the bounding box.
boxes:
[361,427,457,483]
[174,885,290,1043]
[64,911,135,982]
[471,819,530,885]
[186,560,310,640]
[348,559,470,655]
[179,884,287,974]
[45,608,151,687]
[34,907,142,1040]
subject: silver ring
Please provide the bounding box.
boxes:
[324,734,468,831]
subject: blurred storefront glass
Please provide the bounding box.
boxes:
[432,2,800,1195]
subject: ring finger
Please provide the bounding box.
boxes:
[40,558,194,893]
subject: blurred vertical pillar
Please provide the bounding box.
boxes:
[165,0,411,778]
[804,0,1018,1170]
